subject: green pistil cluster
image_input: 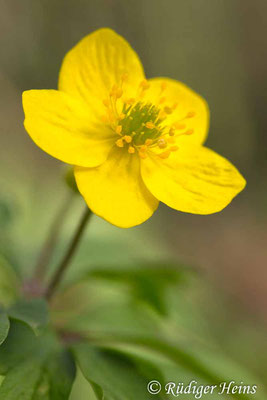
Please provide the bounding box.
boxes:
[121,102,164,145]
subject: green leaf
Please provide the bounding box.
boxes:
[0,320,76,400]
[85,263,192,315]
[87,334,266,400]
[0,257,19,307]
[8,298,49,335]
[0,311,9,346]
[73,343,165,400]
[0,359,43,400]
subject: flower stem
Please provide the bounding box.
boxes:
[33,192,74,282]
[45,206,92,300]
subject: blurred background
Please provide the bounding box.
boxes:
[0,0,267,392]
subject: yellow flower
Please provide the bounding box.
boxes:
[22,28,246,228]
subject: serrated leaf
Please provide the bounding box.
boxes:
[0,311,9,346]
[73,343,165,400]
[8,298,48,335]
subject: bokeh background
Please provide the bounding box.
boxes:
[0,0,267,393]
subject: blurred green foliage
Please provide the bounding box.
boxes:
[0,0,267,398]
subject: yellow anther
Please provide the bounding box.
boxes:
[145,139,153,146]
[119,113,125,120]
[164,106,173,114]
[128,146,135,154]
[132,131,137,136]
[157,138,167,149]
[186,111,196,118]
[124,135,132,143]
[174,123,186,130]
[170,145,179,152]
[140,145,147,151]
[159,150,171,159]
[145,122,155,129]
[102,99,110,107]
[110,84,118,97]
[140,131,145,135]
[185,129,194,135]
[125,98,135,105]
[159,97,166,104]
[129,116,133,120]
[169,127,175,136]
[139,151,147,159]
[116,138,124,148]
[115,125,122,134]
[115,87,123,98]
[140,79,150,90]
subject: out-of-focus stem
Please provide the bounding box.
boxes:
[33,192,74,282]
[45,207,92,300]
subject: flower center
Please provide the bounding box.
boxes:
[102,77,196,159]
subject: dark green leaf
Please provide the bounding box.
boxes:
[0,320,76,400]
[8,298,48,335]
[73,343,165,400]
[0,257,19,307]
[0,311,9,346]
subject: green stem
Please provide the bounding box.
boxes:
[45,207,92,300]
[33,192,74,282]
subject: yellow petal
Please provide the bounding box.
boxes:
[74,147,158,228]
[23,90,116,168]
[145,78,209,145]
[59,28,145,105]
[141,145,246,214]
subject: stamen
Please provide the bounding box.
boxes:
[159,150,171,159]
[185,129,194,135]
[125,98,135,105]
[170,145,179,152]
[164,106,173,115]
[124,135,132,143]
[157,138,167,149]
[119,113,125,120]
[102,99,110,107]
[174,123,186,130]
[116,138,124,148]
[145,122,155,129]
[115,125,122,135]
[128,146,135,154]
[139,152,147,159]
[140,80,150,90]
[145,139,153,146]
[169,127,175,136]
[186,111,196,118]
